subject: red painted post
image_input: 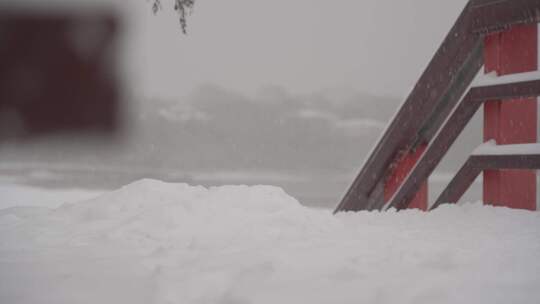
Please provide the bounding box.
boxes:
[483,24,538,210]
[384,145,428,211]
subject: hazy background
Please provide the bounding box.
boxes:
[0,0,485,208]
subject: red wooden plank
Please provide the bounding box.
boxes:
[483,24,538,211]
[384,145,428,211]
[484,25,538,75]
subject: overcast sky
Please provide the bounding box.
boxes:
[126,0,470,99]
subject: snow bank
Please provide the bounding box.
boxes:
[0,183,102,210]
[1,179,539,304]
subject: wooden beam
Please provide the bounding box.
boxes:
[431,151,540,210]
[429,159,482,211]
[470,0,540,34]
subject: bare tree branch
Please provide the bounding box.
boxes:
[151,0,195,34]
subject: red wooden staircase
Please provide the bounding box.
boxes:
[335,0,540,213]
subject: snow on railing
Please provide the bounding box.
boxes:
[473,70,540,87]
[472,140,540,155]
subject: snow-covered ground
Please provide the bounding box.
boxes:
[0,183,102,210]
[0,179,539,304]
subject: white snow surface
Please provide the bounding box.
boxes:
[473,70,540,87]
[1,179,539,304]
[0,183,102,210]
[473,140,540,156]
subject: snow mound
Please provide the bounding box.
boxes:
[57,179,305,221]
[1,180,540,304]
